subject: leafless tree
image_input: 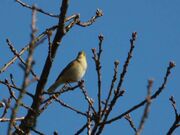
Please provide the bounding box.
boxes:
[0,0,179,135]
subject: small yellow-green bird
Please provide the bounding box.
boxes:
[47,51,87,92]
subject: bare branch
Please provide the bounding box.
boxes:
[0,117,24,122]
[14,1,69,134]
[136,79,153,135]
[77,9,103,27]
[124,114,137,132]
[92,34,104,120]
[75,123,88,135]
[8,5,37,134]
[0,80,34,98]
[95,32,137,135]
[6,39,39,80]
[167,96,180,135]
[0,98,11,118]
[87,106,92,135]
[0,25,57,74]
[8,7,37,134]
[54,96,87,117]
[15,0,59,18]
[102,60,119,117]
[79,81,96,115]
[31,128,45,135]
[103,61,175,125]
[169,96,178,117]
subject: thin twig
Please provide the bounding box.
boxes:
[65,14,80,32]
[4,79,33,111]
[92,34,103,120]
[167,115,180,135]
[103,61,175,125]
[87,105,92,135]
[75,123,88,135]
[0,98,11,118]
[169,96,178,117]
[102,60,119,117]
[43,83,79,103]
[53,131,59,135]
[6,39,39,80]
[0,25,57,74]
[79,81,96,115]
[54,96,87,117]
[167,96,180,135]
[77,9,103,27]
[0,117,24,122]
[10,73,16,86]
[95,32,137,135]
[136,79,153,135]
[0,80,34,98]
[124,114,137,132]
[15,0,59,18]
[31,128,45,135]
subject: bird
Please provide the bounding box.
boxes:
[47,51,87,93]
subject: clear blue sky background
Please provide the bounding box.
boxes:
[0,0,180,135]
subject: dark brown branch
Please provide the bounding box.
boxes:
[15,0,59,18]
[6,39,39,80]
[79,81,96,115]
[0,25,57,74]
[167,96,180,135]
[4,79,33,111]
[0,8,102,74]
[43,83,79,102]
[14,1,69,134]
[77,9,103,27]
[124,114,137,132]
[0,80,34,98]
[10,74,16,87]
[54,96,87,117]
[92,34,104,121]
[167,115,180,135]
[40,84,80,114]
[31,128,45,135]
[169,96,178,117]
[53,131,59,135]
[75,123,88,135]
[102,60,119,117]
[136,79,153,135]
[47,29,53,62]
[95,32,137,135]
[103,61,175,125]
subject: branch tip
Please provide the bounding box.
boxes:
[169,61,176,68]
[96,9,103,17]
[98,34,104,41]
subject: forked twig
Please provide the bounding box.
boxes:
[167,96,180,135]
[103,61,175,125]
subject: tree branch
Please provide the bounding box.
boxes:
[167,96,180,135]
[103,61,175,125]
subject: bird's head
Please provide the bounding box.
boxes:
[77,51,86,59]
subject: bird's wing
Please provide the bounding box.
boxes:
[55,59,76,81]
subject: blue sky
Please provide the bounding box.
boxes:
[0,0,180,134]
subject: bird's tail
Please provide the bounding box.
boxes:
[47,81,63,93]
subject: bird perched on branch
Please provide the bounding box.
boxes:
[47,51,87,92]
